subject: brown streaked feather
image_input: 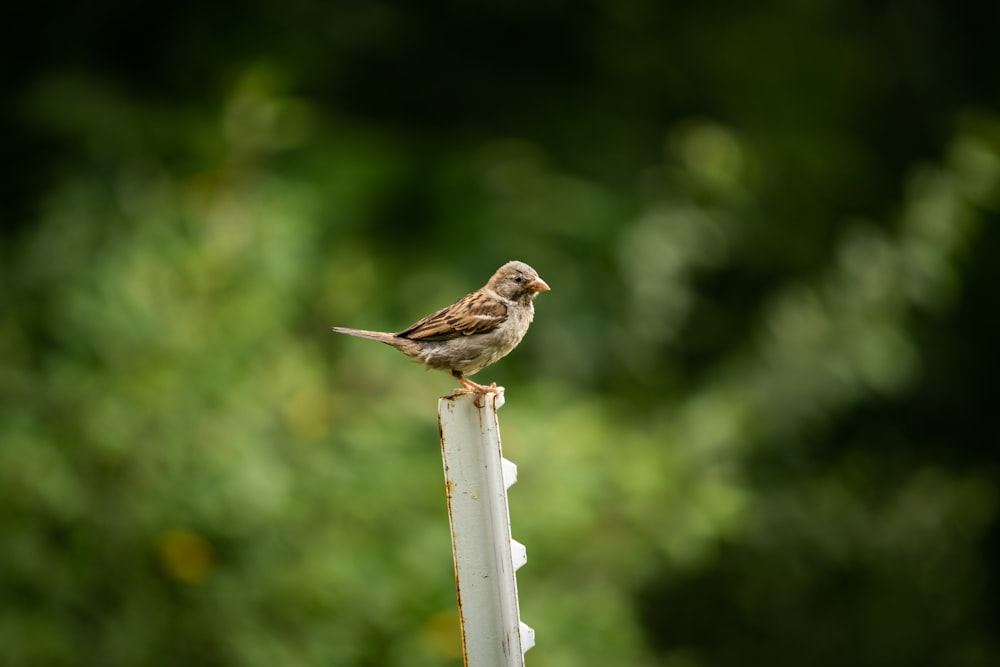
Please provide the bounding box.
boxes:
[397,291,508,341]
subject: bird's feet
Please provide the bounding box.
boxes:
[453,373,504,406]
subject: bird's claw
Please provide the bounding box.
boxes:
[453,378,504,407]
[472,383,504,408]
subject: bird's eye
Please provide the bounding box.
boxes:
[513,276,524,283]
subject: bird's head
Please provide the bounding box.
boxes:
[489,261,551,303]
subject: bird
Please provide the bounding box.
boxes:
[332,261,550,393]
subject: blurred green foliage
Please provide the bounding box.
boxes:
[3,1,1000,666]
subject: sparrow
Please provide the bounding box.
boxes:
[332,261,550,393]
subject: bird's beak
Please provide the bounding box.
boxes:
[531,277,551,292]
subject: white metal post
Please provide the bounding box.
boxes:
[438,389,535,667]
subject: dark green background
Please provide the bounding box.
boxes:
[3,1,1000,665]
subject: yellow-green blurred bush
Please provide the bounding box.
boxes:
[4,4,1000,666]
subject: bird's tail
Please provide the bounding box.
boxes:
[331,327,398,344]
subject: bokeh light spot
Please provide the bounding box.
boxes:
[158,529,215,584]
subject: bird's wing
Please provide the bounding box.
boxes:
[398,291,508,341]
